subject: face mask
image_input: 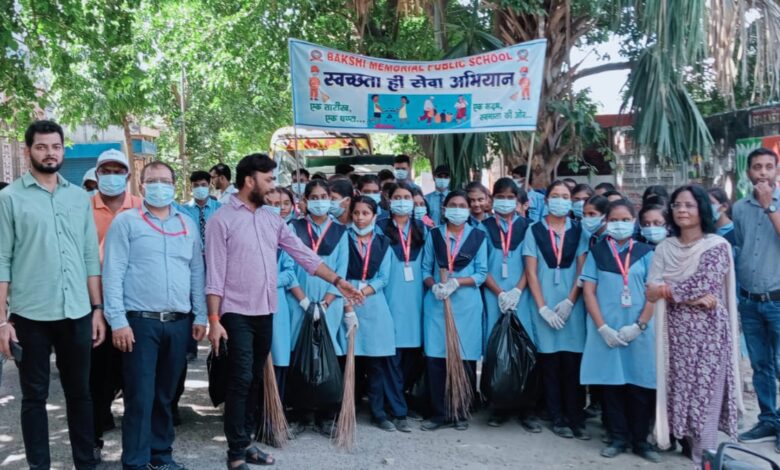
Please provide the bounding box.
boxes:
[329,199,346,217]
[143,183,175,208]
[292,182,307,195]
[547,198,572,217]
[98,174,127,197]
[711,204,721,223]
[572,200,585,219]
[641,226,667,244]
[413,206,427,220]
[364,193,382,204]
[390,199,414,215]
[435,178,450,190]
[513,179,525,188]
[581,215,605,234]
[492,199,516,215]
[445,207,470,226]
[307,199,330,217]
[192,186,210,201]
[394,168,409,181]
[606,221,635,240]
[267,206,281,216]
[351,222,375,237]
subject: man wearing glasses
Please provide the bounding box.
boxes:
[89,149,142,460]
[102,161,206,470]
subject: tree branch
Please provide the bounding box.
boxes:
[573,61,634,82]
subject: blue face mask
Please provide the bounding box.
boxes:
[192,186,210,201]
[144,183,176,208]
[582,215,605,234]
[492,199,516,215]
[572,200,585,219]
[711,203,721,223]
[292,182,307,195]
[390,199,414,215]
[329,199,346,217]
[267,206,281,216]
[98,174,127,197]
[351,222,374,237]
[364,193,382,205]
[307,199,330,217]
[434,178,450,190]
[413,206,427,220]
[547,198,572,217]
[445,207,470,226]
[641,226,667,244]
[394,168,409,181]
[606,221,635,240]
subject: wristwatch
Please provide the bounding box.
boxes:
[765,204,777,215]
[636,320,648,331]
[91,304,104,312]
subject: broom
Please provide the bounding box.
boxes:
[333,322,357,451]
[258,354,290,448]
[440,268,473,421]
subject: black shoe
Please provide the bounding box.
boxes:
[634,447,662,463]
[420,419,451,431]
[572,426,591,441]
[148,463,189,470]
[518,416,542,433]
[600,444,626,458]
[738,422,776,443]
[374,418,396,432]
[487,414,508,427]
[552,425,574,438]
[394,418,412,433]
[454,420,469,431]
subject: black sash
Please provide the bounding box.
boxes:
[531,221,582,269]
[431,227,486,272]
[346,234,390,280]
[482,216,528,251]
[376,217,425,262]
[591,238,653,275]
[290,218,347,257]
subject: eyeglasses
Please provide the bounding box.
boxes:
[670,202,698,211]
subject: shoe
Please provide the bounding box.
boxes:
[600,444,626,458]
[738,422,776,443]
[454,420,469,431]
[394,418,412,433]
[420,419,451,431]
[148,463,189,470]
[634,447,662,463]
[572,426,591,441]
[552,425,574,438]
[487,414,508,427]
[518,416,542,433]
[406,410,423,421]
[318,420,335,437]
[374,418,396,432]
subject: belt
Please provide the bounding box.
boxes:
[126,311,190,322]
[739,288,780,303]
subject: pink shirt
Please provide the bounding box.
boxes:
[205,196,322,316]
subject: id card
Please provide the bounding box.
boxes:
[403,265,415,282]
[620,286,632,308]
[501,262,509,279]
[554,267,561,285]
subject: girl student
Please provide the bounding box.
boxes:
[581,194,610,247]
[523,180,590,440]
[287,179,349,436]
[342,196,411,432]
[708,187,736,245]
[638,203,669,246]
[420,190,488,431]
[465,181,491,226]
[580,200,660,463]
[571,183,595,221]
[411,187,436,228]
[328,178,355,226]
[266,186,296,223]
[375,182,427,418]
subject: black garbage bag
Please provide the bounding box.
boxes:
[207,339,229,407]
[480,311,537,410]
[286,305,343,409]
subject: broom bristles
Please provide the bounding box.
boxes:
[440,268,473,421]
[260,354,290,448]
[333,326,357,451]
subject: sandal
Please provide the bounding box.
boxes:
[245,445,275,466]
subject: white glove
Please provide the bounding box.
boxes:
[443,278,460,297]
[432,283,447,300]
[598,324,628,348]
[299,297,311,312]
[312,302,326,322]
[617,323,642,343]
[343,310,359,331]
[554,299,574,322]
[498,288,522,313]
[539,306,565,330]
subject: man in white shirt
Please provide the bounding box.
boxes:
[210,163,238,204]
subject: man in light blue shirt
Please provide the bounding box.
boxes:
[425,164,450,225]
[103,161,206,470]
[179,170,221,252]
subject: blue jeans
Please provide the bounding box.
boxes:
[121,316,190,470]
[740,296,780,431]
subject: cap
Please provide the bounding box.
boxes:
[82,168,97,184]
[96,149,130,172]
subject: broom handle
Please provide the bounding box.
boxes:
[439,268,453,317]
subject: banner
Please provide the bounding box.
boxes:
[289,38,546,135]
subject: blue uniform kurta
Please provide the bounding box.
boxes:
[422,224,488,361]
[378,218,425,348]
[341,231,396,357]
[579,239,656,388]
[272,250,298,367]
[522,218,588,354]
[289,216,348,356]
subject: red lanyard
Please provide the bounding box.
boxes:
[139,208,188,237]
[357,236,373,281]
[306,219,332,254]
[497,216,514,259]
[547,219,566,268]
[397,221,413,265]
[608,238,633,287]
[445,229,465,273]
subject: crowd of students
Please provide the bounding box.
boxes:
[1,120,779,470]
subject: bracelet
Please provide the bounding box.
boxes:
[332,276,342,287]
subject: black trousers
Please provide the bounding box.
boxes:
[90,327,122,446]
[426,357,476,423]
[11,313,98,470]
[537,351,585,429]
[221,313,273,462]
[601,384,655,449]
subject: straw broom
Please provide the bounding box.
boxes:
[333,323,357,451]
[439,268,473,421]
[258,354,290,448]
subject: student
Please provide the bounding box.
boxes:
[343,196,411,433]
[582,195,610,247]
[571,184,595,220]
[267,186,296,223]
[638,203,669,246]
[708,187,736,245]
[425,164,451,225]
[602,190,624,203]
[642,185,669,206]
[562,178,577,193]
[523,180,589,440]
[357,174,385,218]
[393,154,420,190]
[594,182,616,196]
[412,187,436,228]
[290,168,310,197]
[287,180,349,436]
[420,190,487,431]
[511,165,547,222]
[329,178,354,226]
[580,200,660,462]
[465,181,491,226]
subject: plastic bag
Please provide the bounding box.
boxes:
[286,305,343,409]
[480,311,537,410]
[207,339,229,407]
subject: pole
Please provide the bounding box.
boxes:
[525,132,536,192]
[179,64,188,196]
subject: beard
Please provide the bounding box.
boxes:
[30,157,62,174]
[249,186,265,207]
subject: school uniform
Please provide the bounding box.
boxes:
[717,222,736,246]
[422,224,488,422]
[271,250,298,401]
[342,230,407,422]
[580,238,656,450]
[522,218,588,430]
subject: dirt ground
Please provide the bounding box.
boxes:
[0,348,777,470]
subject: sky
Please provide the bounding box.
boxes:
[571,35,629,114]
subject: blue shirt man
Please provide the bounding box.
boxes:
[425,164,451,225]
[178,170,222,251]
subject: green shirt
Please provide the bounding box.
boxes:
[0,172,101,321]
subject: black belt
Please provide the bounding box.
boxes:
[126,311,190,322]
[740,288,780,303]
